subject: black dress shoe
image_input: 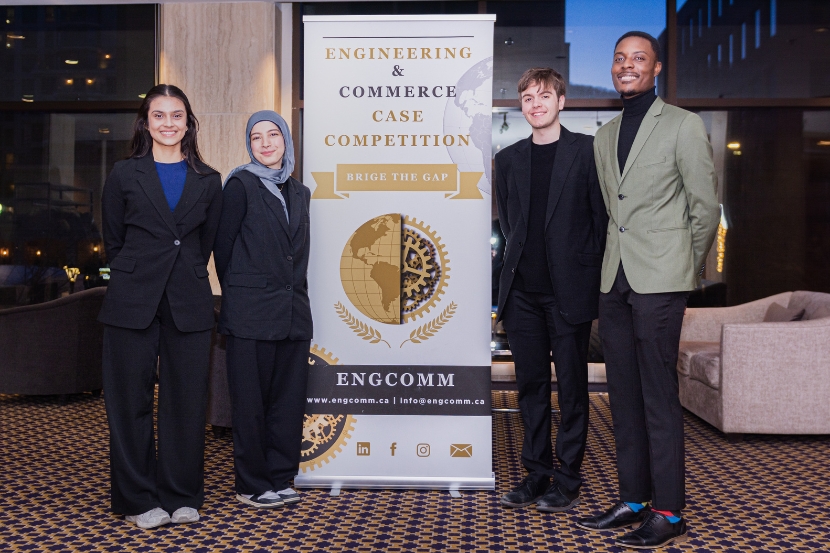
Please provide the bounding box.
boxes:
[536,483,580,513]
[500,475,549,508]
[575,501,650,531]
[616,511,688,549]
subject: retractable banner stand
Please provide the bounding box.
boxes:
[299,15,496,490]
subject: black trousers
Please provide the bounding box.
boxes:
[502,288,591,494]
[599,265,689,511]
[102,295,211,516]
[226,336,310,494]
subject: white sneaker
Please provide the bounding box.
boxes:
[171,507,200,524]
[125,507,171,529]
[276,487,301,504]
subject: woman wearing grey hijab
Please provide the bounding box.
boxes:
[213,110,312,509]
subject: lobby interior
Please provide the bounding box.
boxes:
[2,1,829,551]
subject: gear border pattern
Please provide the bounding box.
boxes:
[402,216,451,323]
[300,345,357,472]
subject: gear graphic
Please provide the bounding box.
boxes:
[307,345,339,367]
[401,216,451,323]
[402,228,434,299]
[301,345,356,472]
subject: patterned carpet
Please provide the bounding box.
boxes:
[1,391,829,552]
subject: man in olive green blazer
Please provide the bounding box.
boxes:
[576,32,719,550]
[595,98,719,295]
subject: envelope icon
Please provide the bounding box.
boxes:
[450,444,472,458]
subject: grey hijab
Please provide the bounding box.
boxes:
[223,110,295,221]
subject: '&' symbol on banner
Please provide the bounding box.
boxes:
[392,65,404,76]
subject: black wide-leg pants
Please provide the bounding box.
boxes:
[102,295,211,516]
[225,336,310,495]
[502,288,591,494]
[599,265,689,511]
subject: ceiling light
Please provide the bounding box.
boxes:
[98,128,110,134]
[818,141,830,146]
[732,150,742,156]
[815,27,828,33]
[65,59,78,65]
[104,54,111,59]
[727,142,741,149]
[65,78,73,85]
[86,78,94,85]
[7,34,24,39]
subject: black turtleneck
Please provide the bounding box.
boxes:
[617,88,658,173]
[513,140,557,294]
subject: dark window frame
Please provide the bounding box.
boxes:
[291,0,830,116]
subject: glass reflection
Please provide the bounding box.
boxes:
[676,0,830,97]
[0,5,155,102]
[490,0,666,100]
[694,108,830,304]
[0,112,133,307]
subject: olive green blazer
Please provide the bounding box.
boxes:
[594,97,720,294]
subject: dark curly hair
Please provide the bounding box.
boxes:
[129,84,205,174]
[615,31,661,62]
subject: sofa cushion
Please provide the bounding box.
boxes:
[677,341,721,378]
[763,302,804,322]
[788,291,830,321]
[805,305,830,321]
[688,347,722,389]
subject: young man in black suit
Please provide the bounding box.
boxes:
[495,68,607,512]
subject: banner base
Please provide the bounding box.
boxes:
[294,474,495,491]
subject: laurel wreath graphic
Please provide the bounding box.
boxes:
[400,301,457,348]
[334,302,391,348]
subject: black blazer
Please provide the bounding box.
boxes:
[213,170,312,341]
[98,155,223,332]
[494,126,608,325]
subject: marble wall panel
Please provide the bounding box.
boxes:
[197,113,251,179]
[160,2,277,116]
[159,2,281,295]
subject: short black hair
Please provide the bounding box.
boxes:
[615,31,661,62]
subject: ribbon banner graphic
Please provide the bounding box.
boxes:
[300,14,495,490]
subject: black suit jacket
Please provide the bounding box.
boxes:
[213,170,313,341]
[494,126,608,325]
[98,155,223,332]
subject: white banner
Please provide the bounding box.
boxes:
[300,15,495,490]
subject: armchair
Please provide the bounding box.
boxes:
[0,287,106,396]
[678,291,830,436]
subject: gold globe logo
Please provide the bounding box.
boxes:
[339,214,450,325]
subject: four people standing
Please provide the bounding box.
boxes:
[495,68,607,513]
[100,30,718,541]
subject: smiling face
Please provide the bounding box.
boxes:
[612,36,662,98]
[250,120,285,169]
[520,82,566,132]
[147,96,188,150]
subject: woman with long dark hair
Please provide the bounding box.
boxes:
[213,111,312,509]
[98,84,222,528]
